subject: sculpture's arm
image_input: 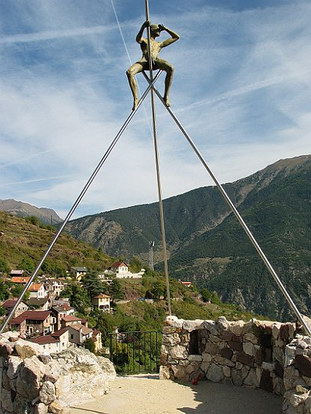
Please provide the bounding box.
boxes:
[136,21,149,43]
[159,25,180,48]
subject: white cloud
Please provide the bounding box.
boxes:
[0,1,310,218]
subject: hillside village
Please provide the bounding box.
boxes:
[0,260,149,354]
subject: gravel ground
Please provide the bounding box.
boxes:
[70,375,282,414]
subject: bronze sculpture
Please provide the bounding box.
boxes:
[126,21,180,111]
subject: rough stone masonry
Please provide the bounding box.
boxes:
[0,331,116,414]
[160,316,311,414]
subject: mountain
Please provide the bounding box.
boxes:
[0,211,112,273]
[65,154,311,320]
[0,199,62,225]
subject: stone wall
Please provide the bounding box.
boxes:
[283,335,311,413]
[0,332,116,414]
[160,316,311,413]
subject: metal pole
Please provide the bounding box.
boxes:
[0,75,161,333]
[144,79,311,336]
[145,0,172,315]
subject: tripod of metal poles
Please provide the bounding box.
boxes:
[1,0,310,336]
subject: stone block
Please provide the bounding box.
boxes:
[231,369,243,386]
[229,341,243,352]
[206,363,224,383]
[229,321,245,336]
[35,403,48,414]
[220,347,233,360]
[236,352,255,367]
[223,366,231,377]
[244,368,259,387]
[171,365,187,380]
[0,388,13,412]
[39,381,56,405]
[243,342,254,356]
[159,366,171,380]
[214,355,235,367]
[7,356,21,380]
[294,355,311,378]
[244,333,258,344]
[170,345,188,360]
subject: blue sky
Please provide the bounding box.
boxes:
[0,0,310,219]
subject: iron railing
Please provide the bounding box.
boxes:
[108,330,162,375]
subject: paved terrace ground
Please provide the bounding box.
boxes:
[70,375,282,414]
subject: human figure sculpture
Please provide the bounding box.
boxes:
[126,21,180,111]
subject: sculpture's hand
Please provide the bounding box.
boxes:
[144,20,150,27]
[158,24,165,31]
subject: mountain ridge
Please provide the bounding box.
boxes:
[0,199,62,225]
[64,154,311,320]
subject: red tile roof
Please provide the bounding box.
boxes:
[2,299,18,308]
[10,310,51,325]
[28,283,43,292]
[29,335,59,345]
[61,315,83,322]
[11,277,30,284]
[93,294,111,299]
[111,261,128,268]
[52,328,69,338]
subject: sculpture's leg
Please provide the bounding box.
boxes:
[126,62,145,111]
[155,59,174,107]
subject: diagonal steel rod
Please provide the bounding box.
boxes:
[0,74,161,333]
[145,0,172,315]
[143,74,311,336]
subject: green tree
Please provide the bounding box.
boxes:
[61,283,90,314]
[129,257,142,273]
[84,338,96,353]
[81,272,106,299]
[0,258,9,274]
[18,257,35,274]
[0,281,10,301]
[109,279,124,300]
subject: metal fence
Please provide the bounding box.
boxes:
[108,330,162,375]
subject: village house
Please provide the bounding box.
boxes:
[28,327,70,353]
[27,283,47,299]
[179,281,193,288]
[92,294,111,313]
[9,270,25,277]
[51,303,75,330]
[106,261,145,279]
[9,310,56,337]
[11,276,30,284]
[67,324,93,346]
[42,278,66,299]
[2,299,28,317]
[60,315,88,329]
[92,330,102,352]
[26,297,50,311]
[71,266,88,281]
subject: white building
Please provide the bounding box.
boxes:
[107,261,145,279]
[27,283,47,299]
[92,294,111,312]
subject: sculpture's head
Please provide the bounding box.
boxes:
[150,24,161,38]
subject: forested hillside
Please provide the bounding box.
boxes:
[65,155,311,320]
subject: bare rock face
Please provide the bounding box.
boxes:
[51,348,116,406]
[0,332,116,414]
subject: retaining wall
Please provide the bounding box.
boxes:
[160,316,311,414]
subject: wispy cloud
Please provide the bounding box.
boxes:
[0,25,115,45]
[0,0,310,218]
